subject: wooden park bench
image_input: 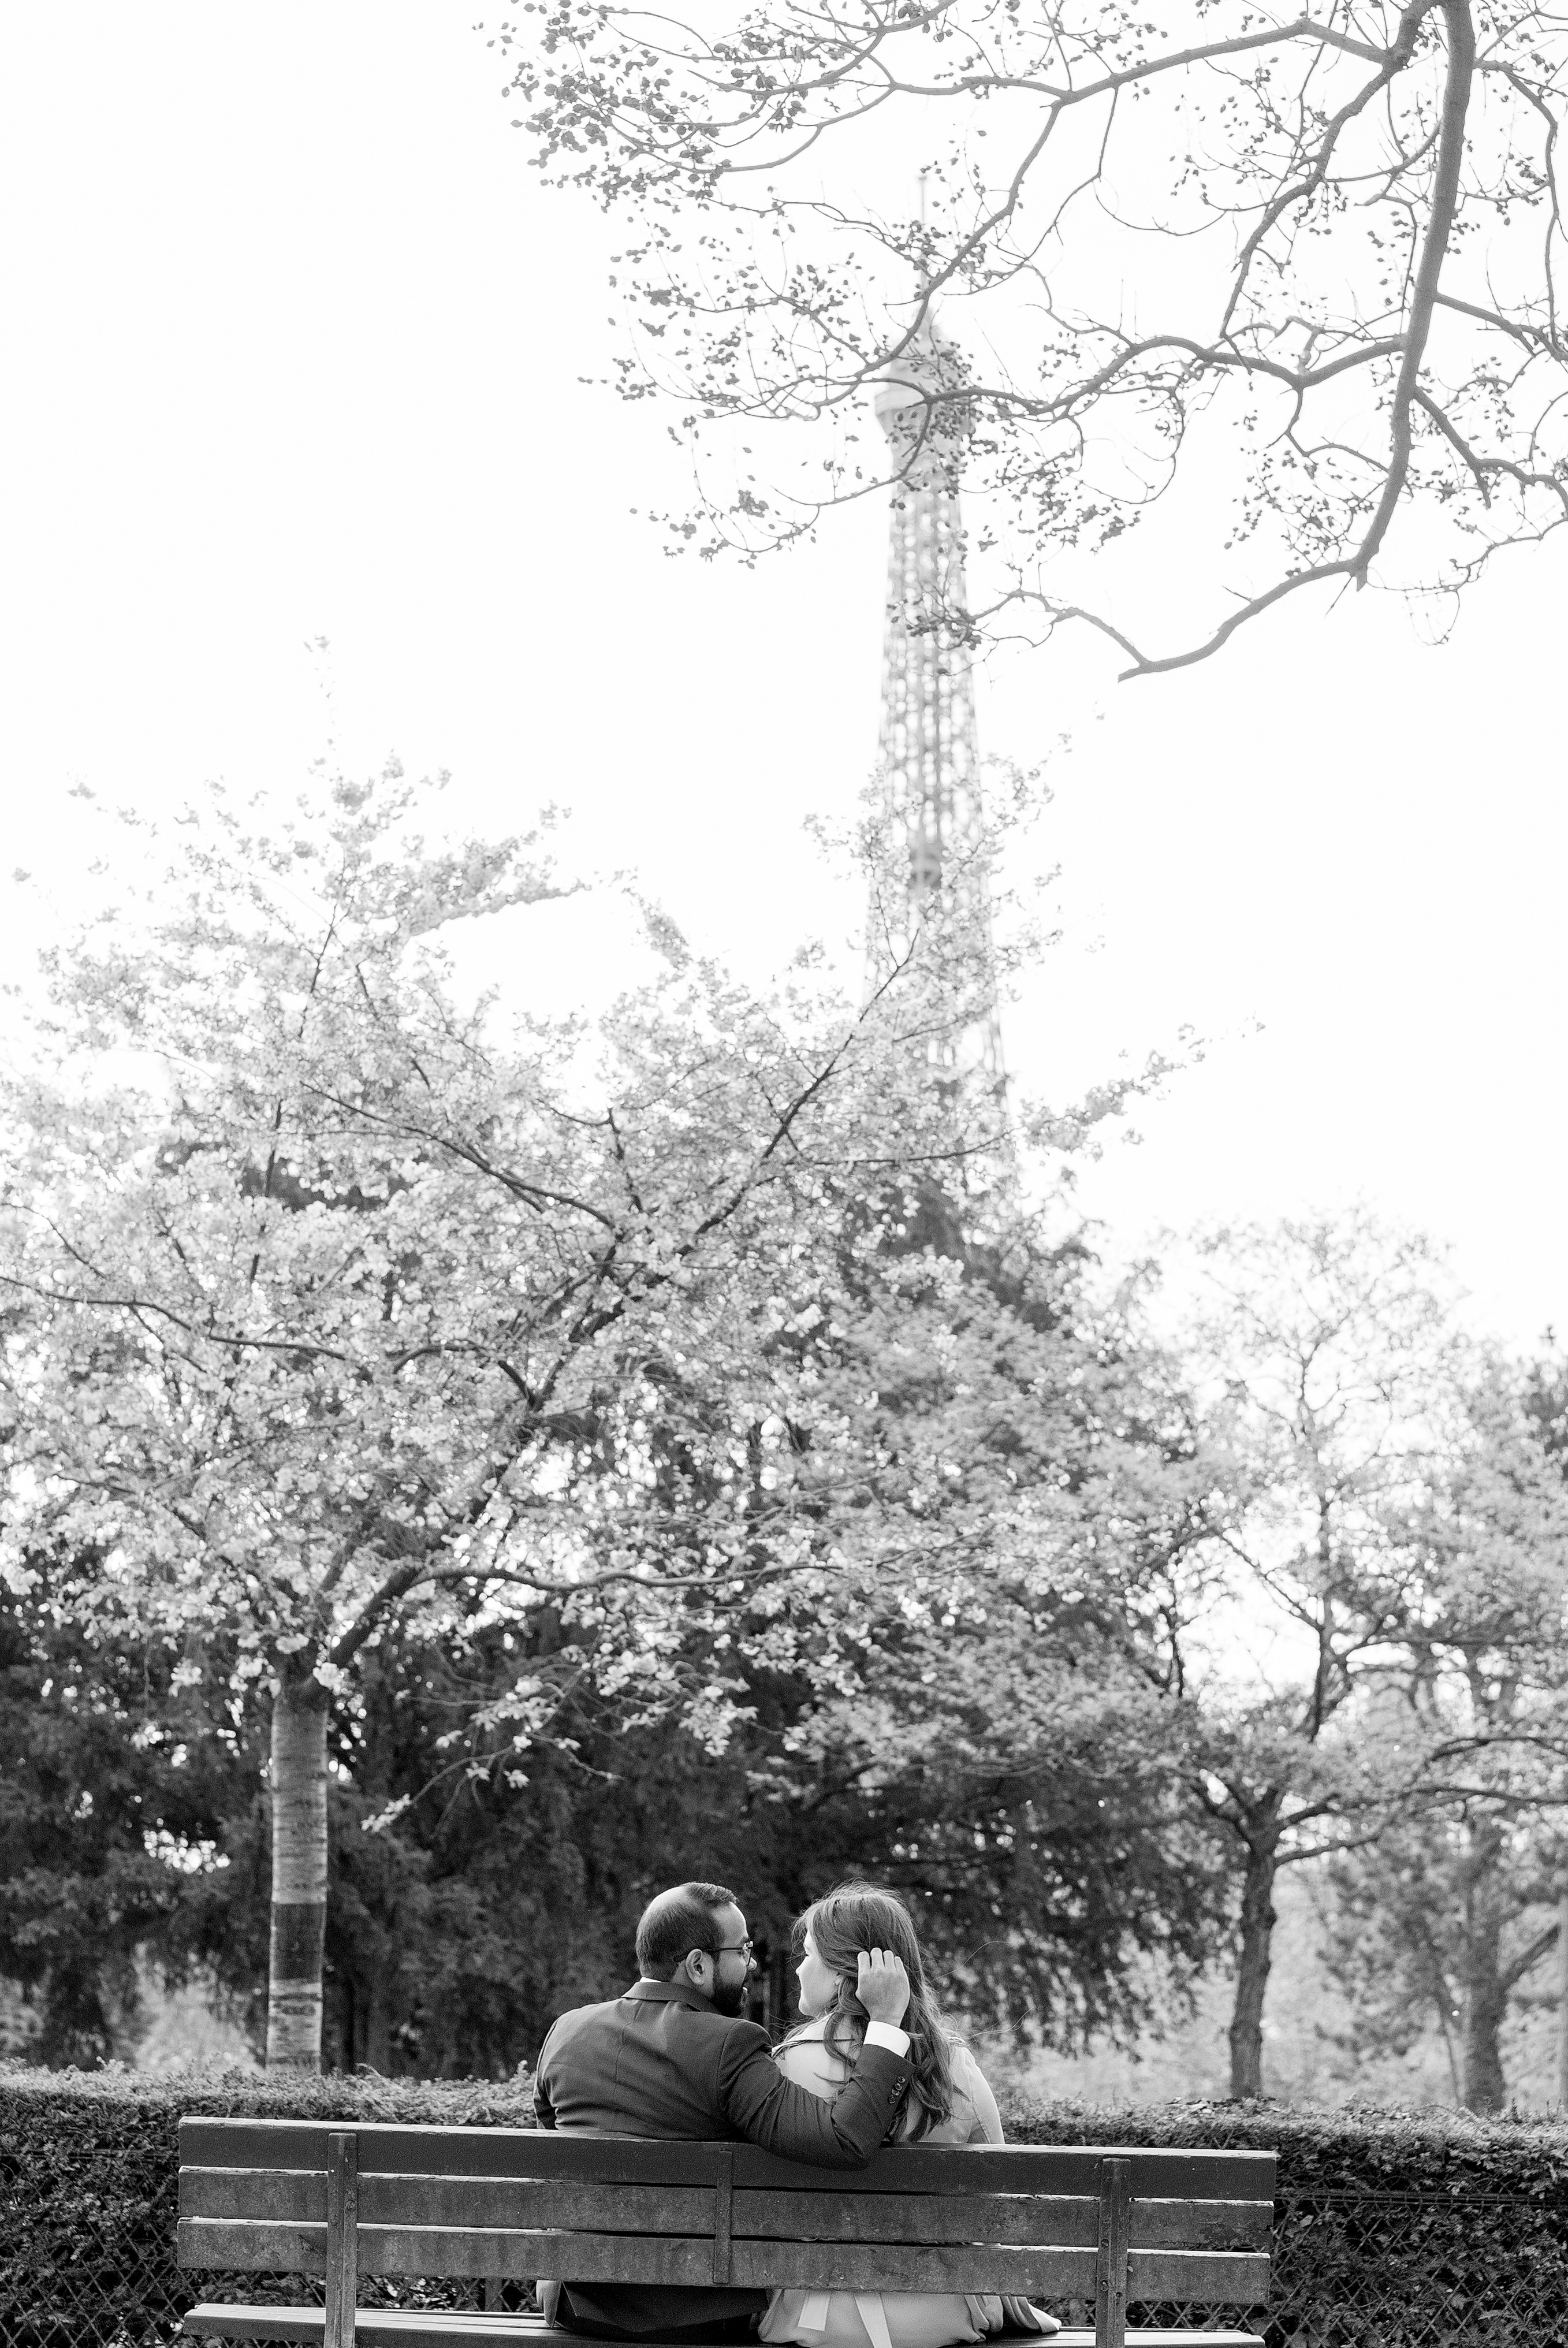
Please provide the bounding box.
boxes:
[178,2119,1273,2348]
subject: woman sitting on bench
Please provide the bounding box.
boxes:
[759,1883,1058,2348]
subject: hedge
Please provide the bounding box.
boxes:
[3,2064,1568,2346]
[996,2087,1568,2200]
[0,2067,538,2348]
[997,2092,1568,2345]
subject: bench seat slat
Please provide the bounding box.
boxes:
[182,2314,1262,2348]
[183,2301,535,2338]
[178,2123,1276,2205]
[1055,2335,1261,2347]
[183,2311,549,2348]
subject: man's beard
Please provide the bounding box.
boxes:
[710,1976,748,2018]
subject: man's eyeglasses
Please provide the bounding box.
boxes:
[712,1938,754,1961]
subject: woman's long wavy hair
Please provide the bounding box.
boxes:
[780,1881,958,2140]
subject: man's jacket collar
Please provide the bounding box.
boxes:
[624,1976,716,2015]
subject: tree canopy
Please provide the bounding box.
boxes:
[499,1,1568,672]
[0,765,1201,2065]
[10,770,1566,2096]
[1163,1218,1568,2098]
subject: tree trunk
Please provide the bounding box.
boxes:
[266,1677,328,2071]
[1459,1969,1507,2113]
[1458,1816,1507,2114]
[1229,1824,1280,2100]
[1558,1889,1568,2112]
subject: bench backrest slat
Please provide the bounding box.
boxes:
[179,2221,718,2289]
[730,2242,1104,2298]
[176,2216,1270,2310]
[732,2142,1275,2200]
[178,2119,1276,2204]
[181,2120,732,2185]
[738,2187,1103,2246]
[731,2188,1271,2252]
[179,2220,1103,2298]
[1131,2200,1272,2252]
[181,2170,718,2234]
[1128,2250,1272,2304]
[180,2167,1271,2256]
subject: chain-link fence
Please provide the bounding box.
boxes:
[1102,2185,1568,2348]
[7,2160,1568,2348]
[1264,2186,1568,2346]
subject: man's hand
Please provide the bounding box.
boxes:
[856,1947,911,2027]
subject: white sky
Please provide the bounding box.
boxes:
[3,4,1565,1350]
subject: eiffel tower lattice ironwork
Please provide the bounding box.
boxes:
[870,322,1004,1086]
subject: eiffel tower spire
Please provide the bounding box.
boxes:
[870,318,1004,1086]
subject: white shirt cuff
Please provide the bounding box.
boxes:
[864,2019,911,2056]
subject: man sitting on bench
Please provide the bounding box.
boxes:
[532,1881,914,2345]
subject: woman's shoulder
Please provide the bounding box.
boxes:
[897,2035,997,2146]
[773,2020,850,2095]
[774,2018,831,2052]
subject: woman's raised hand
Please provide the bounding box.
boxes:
[855,1946,911,2026]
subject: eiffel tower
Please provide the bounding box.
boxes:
[869,318,1004,1087]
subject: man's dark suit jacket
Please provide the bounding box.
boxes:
[533,1977,912,2339]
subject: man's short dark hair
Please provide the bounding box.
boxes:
[635,1881,738,1979]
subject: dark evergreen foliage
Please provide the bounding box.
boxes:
[2,1560,1226,2077]
[0,1579,255,2066]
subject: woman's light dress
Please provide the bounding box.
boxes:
[757,2023,1031,2348]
